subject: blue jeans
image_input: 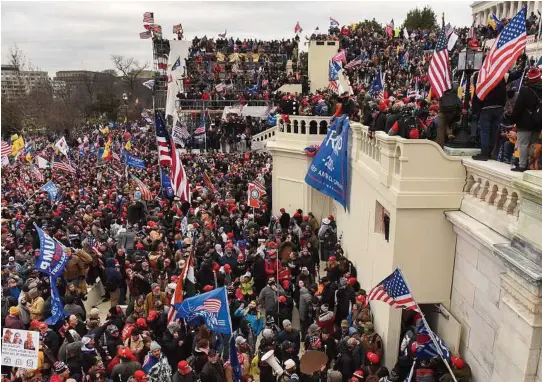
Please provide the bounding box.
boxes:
[479,107,503,155]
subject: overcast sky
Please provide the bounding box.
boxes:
[1,1,472,76]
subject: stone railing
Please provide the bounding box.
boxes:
[461,158,522,239]
[251,126,277,151]
[277,115,331,136]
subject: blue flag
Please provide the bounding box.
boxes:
[329,60,339,81]
[97,147,104,160]
[332,60,342,73]
[33,223,69,278]
[89,143,95,157]
[125,153,146,169]
[161,169,174,198]
[172,56,181,71]
[45,277,65,325]
[267,114,277,126]
[40,181,60,201]
[173,287,232,334]
[305,115,350,209]
[416,320,451,360]
[371,70,384,97]
[230,337,242,382]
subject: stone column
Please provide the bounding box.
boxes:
[492,172,542,382]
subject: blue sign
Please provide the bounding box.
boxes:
[161,169,174,198]
[45,277,65,325]
[34,223,69,278]
[97,147,104,160]
[125,153,146,169]
[267,114,277,126]
[305,114,350,209]
[40,181,60,201]
[173,287,232,334]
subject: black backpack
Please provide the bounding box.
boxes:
[440,89,460,114]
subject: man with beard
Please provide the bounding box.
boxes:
[277,320,300,356]
[133,261,153,297]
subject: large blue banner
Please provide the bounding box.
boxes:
[45,277,65,325]
[40,181,60,201]
[305,115,350,209]
[173,287,232,334]
[125,153,146,169]
[33,223,69,278]
[161,169,174,198]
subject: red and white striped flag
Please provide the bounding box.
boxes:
[170,139,190,202]
[367,268,419,311]
[253,178,266,195]
[428,23,452,99]
[52,158,76,175]
[202,171,217,192]
[143,12,154,23]
[140,31,152,39]
[1,141,12,157]
[30,167,44,182]
[476,7,527,101]
[112,152,120,161]
[332,49,346,63]
[155,111,172,166]
[130,174,153,201]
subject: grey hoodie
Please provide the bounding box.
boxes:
[298,287,312,321]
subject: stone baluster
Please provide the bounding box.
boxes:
[493,187,509,211]
[503,192,519,216]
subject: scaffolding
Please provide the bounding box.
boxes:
[152,37,170,111]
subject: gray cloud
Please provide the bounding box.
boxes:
[1,1,471,76]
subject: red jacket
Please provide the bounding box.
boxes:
[265,259,283,278]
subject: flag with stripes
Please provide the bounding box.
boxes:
[253,178,266,195]
[155,110,172,166]
[168,252,196,324]
[112,152,120,161]
[384,19,394,38]
[170,137,190,202]
[428,22,452,99]
[476,7,527,101]
[202,171,217,192]
[130,174,153,201]
[30,166,44,183]
[344,55,363,69]
[367,268,419,311]
[415,320,451,360]
[467,24,477,40]
[143,12,154,23]
[328,80,339,94]
[330,17,340,27]
[194,118,206,135]
[52,158,76,175]
[1,141,12,157]
[140,31,151,39]
[444,23,455,39]
[332,49,346,63]
[371,70,384,99]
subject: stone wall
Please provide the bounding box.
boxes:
[449,231,506,382]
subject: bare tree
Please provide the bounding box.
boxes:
[111,55,149,95]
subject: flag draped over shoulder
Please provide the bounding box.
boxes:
[173,287,232,334]
[130,174,153,201]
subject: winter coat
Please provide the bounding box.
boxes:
[104,258,123,292]
[510,82,542,132]
[201,360,227,382]
[29,297,44,321]
[63,250,92,282]
[111,360,142,382]
[298,287,312,321]
[144,291,169,314]
[172,371,198,382]
[258,284,284,314]
[4,314,24,329]
[234,308,264,336]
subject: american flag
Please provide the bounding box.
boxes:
[444,23,455,39]
[155,110,172,166]
[170,136,191,202]
[330,17,339,27]
[476,7,527,101]
[143,12,154,23]
[328,80,339,94]
[194,298,222,314]
[30,167,44,182]
[344,55,363,69]
[415,320,451,360]
[139,31,152,40]
[367,268,419,311]
[52,158,76,175]
[112,152,120,161]
[202,171,216,192]
[194,118,206,135]
[384,19,394,38]
[130,174,153,201]
[428,22,452,99]
[371,70,384,99]
[467,24,477,40]
[1,141,12,157]
[173,120,190,140]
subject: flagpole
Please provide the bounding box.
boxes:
[397,268,459,382]
[22,190,40,207]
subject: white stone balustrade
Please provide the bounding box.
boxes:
[461,158,523,239]
[277,115,331,136]
[251,125,277,151]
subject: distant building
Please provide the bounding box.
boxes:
[471,1,540,25]
[54,70,116,89]
[1,65,49,101]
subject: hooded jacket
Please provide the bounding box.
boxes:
[510,81,542,131]
[298,287,312,321]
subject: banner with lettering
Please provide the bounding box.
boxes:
[33,223,69,278]
[125,153,146,169]
[304,114,350,209]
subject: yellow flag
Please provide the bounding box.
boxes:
[216,52,225,62]
[26,153,32,163]
[230,53,239,62]
[100,126,109,135]
[124,141,132,151]
[252,53,259,63]
[11,137,24,156]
